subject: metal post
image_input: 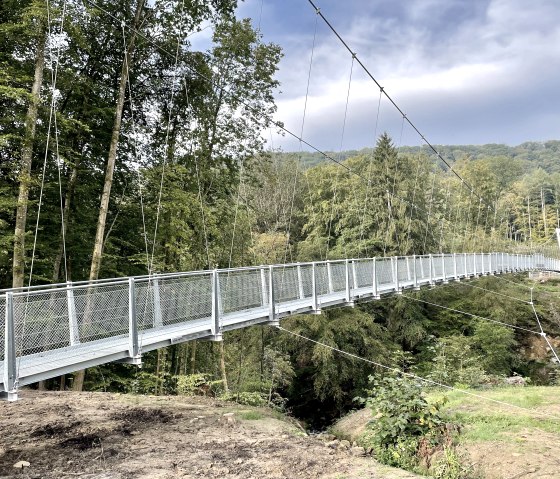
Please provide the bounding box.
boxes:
[473,253,477,277]
[327,262,334,293]
[464,253,468,277]
[372,258,379,298]
[394,257,401,294]
[67,282,80,345]
[297,265,305,300]
[481,253,485,275]
[441,254,447,283]
[128,278,140,363]
[311,262,320,313]
[2,293,17,401]
[429,254,434,285]
[453,253,458,281]
[413,255,419,290]
[352,261,358,294]
[153,277,163,328]
[345,260,351,303]
[211,270,223,339]
[268,266,277,325]
[260,267,268,306]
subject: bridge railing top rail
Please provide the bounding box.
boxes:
[0,252,543,298]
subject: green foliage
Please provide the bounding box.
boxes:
[220,391,269,407]
[358,374,473,478]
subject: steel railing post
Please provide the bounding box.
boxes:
[372,258,379,298]
[393,257,401,294]
[473,253,478,277]
[453,253,458,281]
[464,253,468,277]
[153,277,163,328]
[128,278,140,362]
[67,282,80,345]
[260,267,268,307]
[3,292,17,401]
[441,253,447,283]
[211,270,222,339]
[268,266,277,325]
[327,262,334,293]
[352,260,358,293]
[297,265,305,300]
[311,262,319,313]
[413,255,419,290]
[345,259,351,303]
[429,254,434,285]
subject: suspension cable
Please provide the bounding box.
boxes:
[278,326,560,420]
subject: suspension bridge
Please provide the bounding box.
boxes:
[1,252,558,401]
[3,0,560,403]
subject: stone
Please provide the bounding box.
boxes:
[325,440,339,448]
[338,440,351,450]
[350,446,366,457]
[13,461,30,469]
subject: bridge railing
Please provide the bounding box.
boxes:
[2,252,558,394]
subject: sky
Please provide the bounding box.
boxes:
[193,0,560,151]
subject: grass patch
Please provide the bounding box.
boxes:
[429,386,560,443]
[240,410,264,420]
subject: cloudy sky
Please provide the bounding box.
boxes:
[198,0,560,151]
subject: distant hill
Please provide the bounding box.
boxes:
[275,140,560,173]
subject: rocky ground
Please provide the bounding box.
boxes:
[0,391,420,479]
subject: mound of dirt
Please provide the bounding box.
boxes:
[0,391,420,479]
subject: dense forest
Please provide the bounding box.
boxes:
[1,0,560,432]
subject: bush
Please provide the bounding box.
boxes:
[357,374,474,478]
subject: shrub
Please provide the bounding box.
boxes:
[357,374,473,478]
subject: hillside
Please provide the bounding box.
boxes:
[0,391,420,479]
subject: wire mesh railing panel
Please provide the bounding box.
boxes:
[354,260,373,289]
[314,263,330,295]
[220,270,263,315]
[300,265,314,298]
[12,290,70,357]
[444,256,455,276]
[456,256,466,276]
[329,262,346,293]
[415,256,430,281]
[159,274,212,324]
[466,254,475,275]
[0,296,5,362]
[135,280,157,331]
[475,254,483,273]
[433,256,444,278]
[397,258,410,282]
[273,266,300,303]
[73,283,129,343]
[376,258,393,285]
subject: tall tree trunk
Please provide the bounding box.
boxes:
[12,26,46,288]
[219,340,228,393]
[89,0,145,282]
[190,341,197,374]
[74,1,145,391]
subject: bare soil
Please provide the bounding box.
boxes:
[0,391,420,479]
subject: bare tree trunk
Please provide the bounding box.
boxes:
[12,26,46,288]
[219,340,228,393]
[190,341,197,374]
[74,1,145,391]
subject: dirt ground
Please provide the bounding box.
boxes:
[0,391,420,479]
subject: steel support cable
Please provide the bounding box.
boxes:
[15,0,69,387]
[121,23,150,273]
[359,89,383,255]
[284,12,320,263]
[277,326,560,420]
[83,0,464,256]
[326,56,355,259]
[404,153,422,252]
[529,290,560,364]
[401,295,541,335]
[149,0,186,274]
[421,173,437,255]
[457,281,531,305]
[306,0,494,214]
